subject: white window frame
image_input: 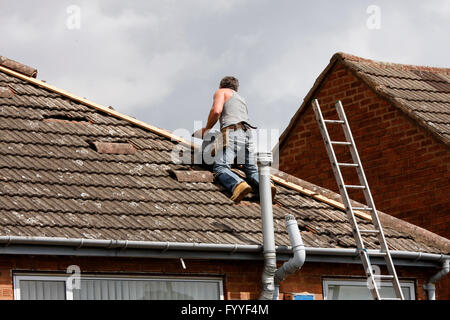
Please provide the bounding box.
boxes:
[14,273,224,300]
[322,278,415,300]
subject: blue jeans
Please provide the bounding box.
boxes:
[213,129,259,193]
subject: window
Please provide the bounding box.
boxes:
[323,278,415,300]
[14,274,223,300]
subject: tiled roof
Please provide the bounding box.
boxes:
[279,52,450,149]
[339,53,450,144]
[0,59,448,254]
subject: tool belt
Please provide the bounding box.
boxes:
[221,122,246,132]
[221,121,255,132]
[211,130,228,157]
[210,122,253,157]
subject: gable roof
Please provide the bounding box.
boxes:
[0,57,448,256]
[278,52,450,149]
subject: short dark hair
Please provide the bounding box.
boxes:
[219,76,239,91]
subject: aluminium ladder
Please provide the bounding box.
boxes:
[312,99,404,300]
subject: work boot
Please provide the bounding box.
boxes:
[230,181,252,203]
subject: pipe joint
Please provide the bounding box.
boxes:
[257,152,273,167]
[273,215,306,299]
[260,258,277,300]
[424,259,449,300]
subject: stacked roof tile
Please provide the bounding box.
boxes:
[0,61,447,254]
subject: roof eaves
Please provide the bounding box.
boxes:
[0,236,447,266]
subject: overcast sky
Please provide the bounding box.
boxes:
[1,0,449,148]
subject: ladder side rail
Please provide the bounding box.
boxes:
[312,99,364,247]
[334,101,404,300]
[334,101,385,238]
[312,100,381,299]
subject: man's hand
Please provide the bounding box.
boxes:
[192,128,208,139]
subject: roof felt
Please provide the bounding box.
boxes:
[0,62,448,254]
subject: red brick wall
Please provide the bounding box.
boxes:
[0,255,445,300]
[279,63,450,239]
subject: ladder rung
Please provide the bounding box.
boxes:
[360,229,380,234]
[352,207,373,211]
[380,298,401,300]
[324,119,345,124]
[373,275,394,280]
[368,251,388,256]
[344,185,366,189]
[338,163,359,167]
[330,141,352,145]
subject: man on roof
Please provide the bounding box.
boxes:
[196,76,276,203]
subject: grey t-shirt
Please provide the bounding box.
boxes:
[219,90,255,130]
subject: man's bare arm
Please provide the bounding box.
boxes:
[197,89,225,137]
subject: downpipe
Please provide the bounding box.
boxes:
[257,152,277,300]
[423,259,449,300]
[257,153,306,300]
[273,214,306,300]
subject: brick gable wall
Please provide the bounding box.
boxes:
[279,63,450,239]
[0,255,443,300]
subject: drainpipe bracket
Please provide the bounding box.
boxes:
[76,239,84,250]
[3,236,11,247]
[120,240,129,251]
[229,244,238,255]
[161,242,170,253]
[413,252,422,262]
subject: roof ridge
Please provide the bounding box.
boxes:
[0,65,195,150]
[334,52,450,74]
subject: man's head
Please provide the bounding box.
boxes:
[219,76,239,91]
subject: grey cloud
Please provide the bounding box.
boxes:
[1,0,448,145]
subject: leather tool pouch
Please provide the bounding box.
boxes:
[211,129,229,157]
